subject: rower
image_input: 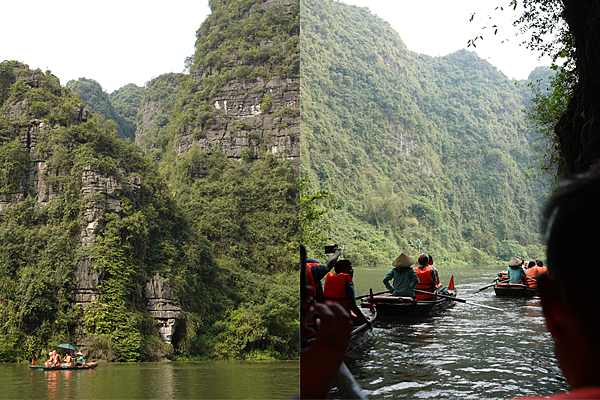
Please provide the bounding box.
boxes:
[75,351,85,366]
[323,260,369,326]
[383,253,419,298]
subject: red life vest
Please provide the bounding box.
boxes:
[525,266,539,287]
[415,266,436,300]
[323,272,353,309]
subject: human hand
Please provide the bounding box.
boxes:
[301,302,353,399]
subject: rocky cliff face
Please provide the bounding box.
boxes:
[0,64,185,345]
[0,68,90,211]
[135,0,300,174]
[176,73,300,173]
[144,273,185,344]
[557,1,600,175]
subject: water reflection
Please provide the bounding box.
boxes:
[2,361,298,399]
[340,267,569,399]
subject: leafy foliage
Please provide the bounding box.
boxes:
[301,0,547,265]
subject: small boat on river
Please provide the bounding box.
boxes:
[361,288,457,317]
[29,362,98,371]
[494,283,537,298]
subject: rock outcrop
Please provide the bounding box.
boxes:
[144,273,185,344]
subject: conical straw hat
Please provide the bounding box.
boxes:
[508,256,522,267]
[393,253,415,268]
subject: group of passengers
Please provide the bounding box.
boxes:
[306,247,446,328]
[44,350,85,368]
[504,257,547,287]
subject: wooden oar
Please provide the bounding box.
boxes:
[356,290,389,300]
[414,289,503,311]
[466,279,508,294]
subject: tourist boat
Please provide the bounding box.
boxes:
[28,362,98,371]
[494,282,537,298]
[361,276,457,317]
[362,290,456,317]
[346,303,377,354]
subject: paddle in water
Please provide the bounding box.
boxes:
[414,289,503,311]
[466,279,508,295]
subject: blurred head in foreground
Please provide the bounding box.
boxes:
[541,165,600,389]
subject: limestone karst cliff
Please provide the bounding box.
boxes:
[135,0,300,174]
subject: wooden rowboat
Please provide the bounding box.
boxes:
[29,362,98,371]
[494,283,537,297]
[361,289,457,317]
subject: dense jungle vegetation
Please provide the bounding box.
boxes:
[0,0,300,363]
[301,0,548,267]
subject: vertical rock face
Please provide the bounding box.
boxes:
[558,1,600,175]
[176,73,300,172]
[134,0,300,174]
[144,273,185,344]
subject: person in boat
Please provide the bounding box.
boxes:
[63,352,74,366]
[75,351,85,366]
[323,259,370,326]
[507,256,527,284]
[511,165,600,399]
[535,260,547,273]
[525,260,547,288]
[306,244,342,303]
[301,255,354,399]
[414,253,441,300]
[383,253,419,298]
[44,351,56,367]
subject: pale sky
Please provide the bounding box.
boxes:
[339,0,554,81]
[1,1,551,94]
[1,0,211,93]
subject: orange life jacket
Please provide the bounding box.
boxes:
[64,354,74,365]
[323,272,353,309]
[415,266,436,300]
[525,266,539,287]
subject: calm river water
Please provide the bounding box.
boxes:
[334,266,569,399]
[0,360,299,399]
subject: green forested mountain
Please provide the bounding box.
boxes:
[301,0,547,266]
[0,0,300,363]
[66,78,142,142]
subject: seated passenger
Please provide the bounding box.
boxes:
[75,351,85,366]
[414,253,440,300]
[323,260,369,326]
[64,353,74,366]
[383,253,419,298]
[306,244,341,303]
[44,351,54,368]
[507,256,527,284]
[526,260,548,288]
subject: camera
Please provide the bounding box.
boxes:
[324,245,336,254]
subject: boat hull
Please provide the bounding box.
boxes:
[362,290,456,317]
[29,362,98,371]
[494,283,537,297]
[346,306,377,354]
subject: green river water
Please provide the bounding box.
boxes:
[0,266,570,399]
[0,360,299,399]
[333,266,570,399]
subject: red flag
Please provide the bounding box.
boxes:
[448,275,455,291]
